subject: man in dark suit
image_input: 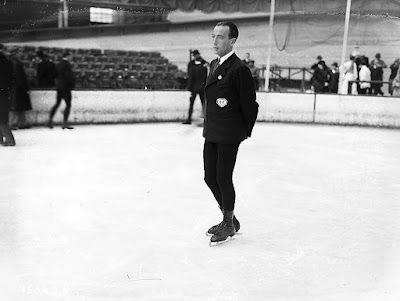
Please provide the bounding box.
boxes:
[36,51,56,88]
[9,47,32,130]
[48,52,75,129]
[203,22,259,246]
[0,44,16,146]
[183,50,208,124]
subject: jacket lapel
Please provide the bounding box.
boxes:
[206,53,237,88]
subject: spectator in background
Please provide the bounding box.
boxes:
[358,57,371,95]
[9,47,32,130]
[242,52,252,66]
[48,52,75,130]
[389,58,399,96]
[311,55,323,71]
[341,54,358,95]
[328,62,339,93]
[247,60,260,91]
[311,61,329,93]
[0,44,16,146]
[392,68,400,97]
[370,53,387,96]
[183,49,208,125]
[36,50,56,88]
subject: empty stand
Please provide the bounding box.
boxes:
[5,45,185,90]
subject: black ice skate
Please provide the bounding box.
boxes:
[206,209,240,236]
[62,123,74,130]
[209,210,236,247]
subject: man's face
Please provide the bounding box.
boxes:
[212,25,236,57]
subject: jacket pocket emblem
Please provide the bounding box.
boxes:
[216,98,228,108]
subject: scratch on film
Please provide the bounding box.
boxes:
[127,274,161,281]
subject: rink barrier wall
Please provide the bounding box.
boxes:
[27,90,400,128]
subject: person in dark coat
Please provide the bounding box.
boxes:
[242,52,252,66]
[9,47,32,129]
[48,52,75,129]
[182,49,208,124]
[247,60,260,91]
[311,61,329,93]
[370,53,387,96]
[311,55,323,71]
[328,62,340,93]
[0,44,16,146]
[36,50,56,88]
[203,22,259,246]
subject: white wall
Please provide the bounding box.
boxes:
[27,90,400,128]
[314,94,400,127]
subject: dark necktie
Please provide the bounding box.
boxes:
[211,58,220,76]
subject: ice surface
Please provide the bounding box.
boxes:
[1,123,400,301]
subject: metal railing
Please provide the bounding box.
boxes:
[258,65,313,92]
[257,65,397,95]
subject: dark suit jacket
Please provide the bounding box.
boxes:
[187,58,208,93]
[55,59,75,92]
[10,57,32,112]
[37,59,56,88]
[203,53,258,144]
[0,53,14,124]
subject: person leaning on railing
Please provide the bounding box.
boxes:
[389,58,399,96]
[370,53,387,96]
[392,68,400,97]
[328,62,339,93]
[341,55,358,95]
[358,57,371,95]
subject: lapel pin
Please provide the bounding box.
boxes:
[218,75,222,80]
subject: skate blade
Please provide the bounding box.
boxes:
[209,236,234,247]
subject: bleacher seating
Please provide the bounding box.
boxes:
[4,45,185,90]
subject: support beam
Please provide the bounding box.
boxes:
[264,0,276,92]
[338,0,352,94]
[63,0,68,28]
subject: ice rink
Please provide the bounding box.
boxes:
[1,122,400,301]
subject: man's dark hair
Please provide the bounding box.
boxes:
[62,51,71,57]
[216,21,239,39]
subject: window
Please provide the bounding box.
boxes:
[90,7,114,24]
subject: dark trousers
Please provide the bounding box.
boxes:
[10,111,28,128]
[371,83,384,95]
[186,91,205,121]
[50,90,72,123]
[203,140,240,211]
[0,90,15,144]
